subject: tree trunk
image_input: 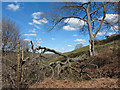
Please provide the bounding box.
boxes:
[2,47,4,53]
[89,38,95,56]
[17,40,21,88]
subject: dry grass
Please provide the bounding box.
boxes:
[2,38,120,88]
[30,77,119,88]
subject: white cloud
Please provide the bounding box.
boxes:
[82,0,89,3]
[33,18,48,25]
[107,32,116,36]
[74,39,86,44]
[74,39,86,42]
[73,34,77,37]
[63,25,79,31]
[97,31,117,36]
[28,22,33,25]
[32,12,43,19]
[29,28,36,33]
[24,34,37,36]
[68,45,72,47]
[31,31,35,33]
[34,25,40,29]
[64,18,86,26]
[99,14,119,24]
[33,19,42,24]
[30,12,48,29]
[97,31,106,36]
[23,39,30,41]
[37,41,43,44]
[61,48,65,51]
[35,38,43,45]
[39,18,48,23]
[14,1,18,3]
[8,4,20,11]
[36,38,42,41]
[51,38,55,40]
[63,18,86,31]
[39,41,43,43]
[54,48,58,50]
[111,26,119,31]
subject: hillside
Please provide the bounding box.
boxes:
[29,35,120,88]
[43,34,120,65]
[2,34,120,88]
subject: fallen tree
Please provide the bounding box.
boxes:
[2,40,100,88]
[29,41,100,80]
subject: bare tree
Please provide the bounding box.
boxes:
[44,1,119,56]
[2,18,20,52]
[75,43,83,50]
[20,38,30,52]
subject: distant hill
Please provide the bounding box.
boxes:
[43,34,120,65]
[95,34,120,45]
[2,34,120,88]
[30,34,120,88]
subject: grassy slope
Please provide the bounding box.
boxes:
[30,37,120,88]
[43,39,120,65]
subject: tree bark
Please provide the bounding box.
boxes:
[17,40,21,88]
[86,2,95,56]
[89,38,95,56]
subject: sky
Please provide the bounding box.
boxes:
[2,1,119,53]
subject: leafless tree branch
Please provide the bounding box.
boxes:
[50,16,87,31]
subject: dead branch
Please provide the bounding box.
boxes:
[21,41,99,85]
[31,41,68,59]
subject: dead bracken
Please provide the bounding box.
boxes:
[30,78,119,88]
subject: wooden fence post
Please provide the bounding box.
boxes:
[22,47,24,61]
[21,47,24,83]
[17,39,21,88]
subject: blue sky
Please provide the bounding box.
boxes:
[2,2,119,53]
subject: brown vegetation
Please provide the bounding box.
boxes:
[30,39,120,88]
[30,78,119,88]
[2,36,120,88]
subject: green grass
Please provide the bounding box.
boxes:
[43,40,120,65]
